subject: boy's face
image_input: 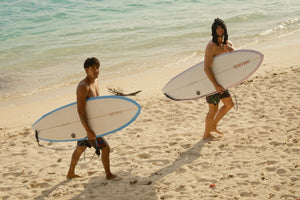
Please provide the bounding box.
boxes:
[216,25,224,37]
[85,64,100,78]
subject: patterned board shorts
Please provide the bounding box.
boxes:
[77,137,108,149]
[206,90,231,105]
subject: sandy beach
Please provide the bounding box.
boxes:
[0,32,299,200]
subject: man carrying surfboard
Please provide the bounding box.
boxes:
[203,18,234,140]
[67,57,118,180]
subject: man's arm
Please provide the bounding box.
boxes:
[76,84,96,140]
[224,40,235,52]
[204,42,225,94]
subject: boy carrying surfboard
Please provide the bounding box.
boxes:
[66,57,118,180]
[203,18,235,140]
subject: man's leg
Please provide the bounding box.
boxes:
[203,103,219,140]
[66,146,86,179]
[211,96,234,133]
[100,145,117,180]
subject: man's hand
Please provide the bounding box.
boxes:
[87,130,96,141]
[215,84,225,94]
[222,41,234,52]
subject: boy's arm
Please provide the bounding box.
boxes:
[204,43,225,94]
[76,84,96,140]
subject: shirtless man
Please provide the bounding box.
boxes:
[67,57,117,180]
[203,18,235,140]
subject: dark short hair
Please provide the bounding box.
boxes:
[211,18,228,46]
[84,57,100,69]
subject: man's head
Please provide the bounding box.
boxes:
[84,57,100,78]
[211,18,228,46]
[84,57,100,69]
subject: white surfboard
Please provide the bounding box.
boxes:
[32,96,141,142]
[163,49,264,100]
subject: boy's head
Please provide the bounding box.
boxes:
[211,18,228,46]
[84,57,100,69]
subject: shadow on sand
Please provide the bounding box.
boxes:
[34,140,207,200]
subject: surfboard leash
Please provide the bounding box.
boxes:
[83,148,97,164]
[228,89,238,111]
[34,131,98,164]
[35,130,77,150]
[35,142,76,151]
[83,138,100,164]
[95,139,101,156]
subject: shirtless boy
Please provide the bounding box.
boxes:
[203,18,235,140]
[66,57,117,180]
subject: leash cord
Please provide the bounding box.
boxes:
[228,89,238,111]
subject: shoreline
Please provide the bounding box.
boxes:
[1,31,299,129]
[1,29,299,105]
[0,31,299,199]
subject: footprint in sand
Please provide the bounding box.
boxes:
[165,127,177,132]
[280,194,298,199]
[2,171,23,177]
[180,144,191,149]
[49,164,59,168]
[258,131,269,135]
[19,130,31,137]
[285,112,295,118]
[273,185,282,191]
[240,191,252,197]
[266,160,277,165]
[276,168,288,176]
[265,167,276,172]
[127,150,136,155]
[269,141,285,146]
[290,177,298,182]
[175,167,186,175]
[138,153,151,159]
[175,185,187,192]
[134,128,144,132]
[11,152,27,157]
[0,186,13,192]
[30,181,51,188]
[126,131,137,135]
[236,173,249,178]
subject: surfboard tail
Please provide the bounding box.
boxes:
[164,93,180,101]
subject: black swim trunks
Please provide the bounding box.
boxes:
[206,90,231,105]
[77,137,108,149]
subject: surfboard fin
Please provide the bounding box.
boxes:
[35,130,40,145]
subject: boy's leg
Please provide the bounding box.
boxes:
[211,96,234,132]
[203,103,219,140]
[67,146,86,179]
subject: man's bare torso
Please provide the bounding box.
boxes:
[208,40,233,57]
[78,78,100,99]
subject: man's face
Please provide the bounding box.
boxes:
[86,64,100,78]
[216,25,224,37]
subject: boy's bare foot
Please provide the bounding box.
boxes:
[66,173,81,179]
[107,174,121,181]
[210,126,224,135]
[202,135,219,141]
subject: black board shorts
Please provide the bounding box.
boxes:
[77,137,108,149]
[206,90,231,105]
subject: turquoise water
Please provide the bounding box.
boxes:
[0,0,299,100]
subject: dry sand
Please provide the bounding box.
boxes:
[0,32,299,200]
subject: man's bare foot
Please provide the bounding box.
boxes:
[210,126,224,135]
[106,174,121,181]
[202,135,219,141]
[66,173,81,179]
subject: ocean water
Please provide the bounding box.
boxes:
[0,0,299,100]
